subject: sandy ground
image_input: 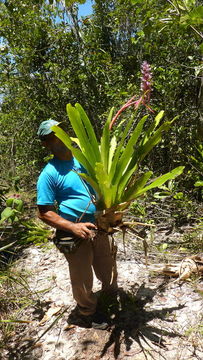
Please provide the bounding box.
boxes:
[1,230,203,360]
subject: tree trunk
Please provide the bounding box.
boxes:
[197,56,203,140]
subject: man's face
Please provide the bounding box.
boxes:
[40,133,68,155]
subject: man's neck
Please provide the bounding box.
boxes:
[54,150,73,161]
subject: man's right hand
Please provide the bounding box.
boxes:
[70,222,97,239]
[38,205,97,239]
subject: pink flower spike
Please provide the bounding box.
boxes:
[109,61,153,129]
[140,61,152,103]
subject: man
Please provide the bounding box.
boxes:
[36,119,118,330]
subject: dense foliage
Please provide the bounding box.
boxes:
[0,0,202,199]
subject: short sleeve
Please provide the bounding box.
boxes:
[37,168,56,205]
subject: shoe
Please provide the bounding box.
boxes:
[68,309,109,330]
[91,311,109,330]
[68,313,91,328]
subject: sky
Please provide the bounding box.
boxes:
[78,0,93,18]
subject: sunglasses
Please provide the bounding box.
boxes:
[39,135,47,141]
[39,133,55,141]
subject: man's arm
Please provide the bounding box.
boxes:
[38,205,96,239]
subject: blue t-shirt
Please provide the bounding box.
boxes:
[37,157,96,223]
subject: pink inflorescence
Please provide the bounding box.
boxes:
[109,61,153,129]
[140,61,152,102]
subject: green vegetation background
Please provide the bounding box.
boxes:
[0,0,203,202]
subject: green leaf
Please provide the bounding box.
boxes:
[122,171,153,203]
[141,111,165,146]
[6,198,14,207]
[115,162,139,202]
[0,241,16,252]
[108,135,117,173]
[112,112,165,198]
[135,120,174,164]
[75,103,100,162]
[194,181,203,187]
[100,107,114,173]
[13,199,23,212]
[112,114,148,184]
[109,112,146,182]
[153,191,171,199]
[0,207,17,223]
[78,173,101,197]
[173,192,184,199]
[70,137,80,146]
[134,166,185,198]
[66,104,97,165]
[51,125,95,179]
[95,163,117,208]
[188,6,203,25]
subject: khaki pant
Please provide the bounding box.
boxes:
[63,231,118,316]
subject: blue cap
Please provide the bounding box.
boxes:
[37,119,59,137]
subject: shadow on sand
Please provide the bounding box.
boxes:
[4,281,184,360]
[85,281,184,359]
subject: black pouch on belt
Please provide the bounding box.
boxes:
[53,230,83,255]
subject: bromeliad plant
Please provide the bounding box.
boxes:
[52,63,184,233]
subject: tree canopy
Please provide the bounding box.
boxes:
[0,0,202,197]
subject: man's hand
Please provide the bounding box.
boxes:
[37,205,97,239]
[70,222,97,239]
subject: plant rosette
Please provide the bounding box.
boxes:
[52,103,184,236]
[95,209,124,233]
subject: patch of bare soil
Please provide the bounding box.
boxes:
[1,228,203,360]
